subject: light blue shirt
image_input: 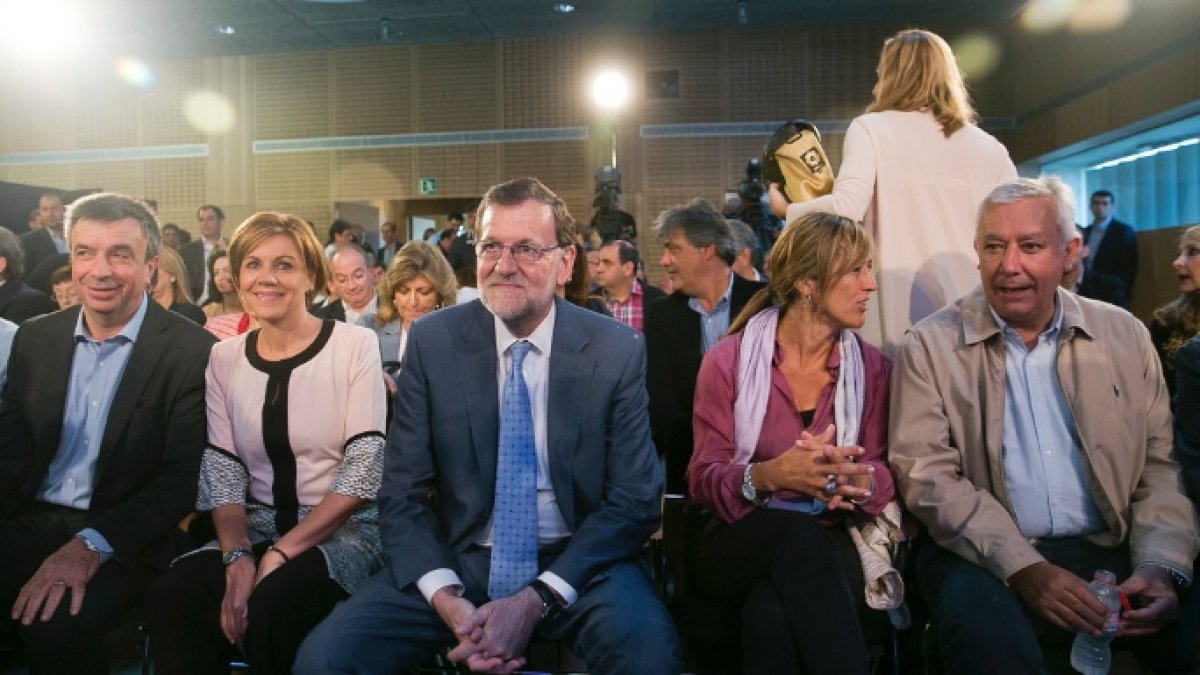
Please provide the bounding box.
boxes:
[993,302,1105,539]
[687,271,735,354]
[39,296,150,560]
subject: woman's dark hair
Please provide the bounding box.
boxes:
[326,219,353,245]
[563,242,591,307]
[204,247,229,305]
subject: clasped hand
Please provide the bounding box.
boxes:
[436,587,542,673]
[758,425,874,510]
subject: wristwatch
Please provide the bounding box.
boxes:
[222,547,254,567]
[528,579,565,622]
[741,463,769,505]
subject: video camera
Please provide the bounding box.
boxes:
[591,165,637,244]
[736,158,765,203]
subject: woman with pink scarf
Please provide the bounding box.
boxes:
[687,212,895,674]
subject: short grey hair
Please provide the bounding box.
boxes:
[654,198,737,265]
[976,176,1077,248]
[66,192,161,261]
[727,218,759,255]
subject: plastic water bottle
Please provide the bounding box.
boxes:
[1070,570,1121,674]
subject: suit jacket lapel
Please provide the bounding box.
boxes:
[546,300,592,528]
[94,303,168,483]
[730,272,762,319]
[0,280,17,314]
[454,303,500,496]
[35,310,80,470]
[673,295,703,393]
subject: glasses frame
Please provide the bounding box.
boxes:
[475,240,563,265]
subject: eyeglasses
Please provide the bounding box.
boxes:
[476,241,561,265]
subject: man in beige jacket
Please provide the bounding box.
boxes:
[890,176,1197,673]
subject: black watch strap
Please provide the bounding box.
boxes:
[528,579,564,621]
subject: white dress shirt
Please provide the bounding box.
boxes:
[416,303,578,605]
[343,294,377,326]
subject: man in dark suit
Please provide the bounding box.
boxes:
[644,199,764,493]
[314,245,377,324]
[296,177,680,674]
[444,212,479,273]
[0,227,58,324]
[179,204,226,304]
[1082,190,1138,295]
[592,239,664,332]
[1061,230,1130,309]
[377,220,401,268]
[19,194,67,279]
[0,193,214,673]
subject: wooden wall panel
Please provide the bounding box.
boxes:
[76,83,138,151]
[413,145,499,197]
[642,32,724,124]
[807,25,888,120]
[255,153,331,216]
[334,149,414,200]
[414,43,498,133]
[643,138,723,192]
[142,60,208,146]
[333,47,414,136]
[0,166,75,191]
[287,203,337,237]
[500,141,589,196]
[75,162,142,198]
[502,37,587,129]
[1010,40,1200,161]
[254,52,331,140]
[15,17,1200,242]
[144,158,207,228]
[1007,2,1200,162]
[823,131,846,172]
[1010,2,1200,116]
[0,69,76,153]
[726,30,810,122]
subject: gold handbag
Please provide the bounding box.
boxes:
[763,119,834,204]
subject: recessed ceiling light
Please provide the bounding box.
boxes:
[214,25,236,35]
[554,4,575,13]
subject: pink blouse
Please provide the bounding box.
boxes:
[688,330,894,524]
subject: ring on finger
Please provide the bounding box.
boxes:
[823,476,838,496]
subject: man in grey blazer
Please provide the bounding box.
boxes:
[297,177,680,674]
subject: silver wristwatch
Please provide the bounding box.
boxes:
[741,463,769,505]
[222,547,254,566]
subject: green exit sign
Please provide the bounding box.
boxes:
[419,177,437,195]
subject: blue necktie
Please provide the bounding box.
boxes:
[488,341,538,598]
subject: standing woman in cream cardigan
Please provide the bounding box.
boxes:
[770,28,1015,354]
